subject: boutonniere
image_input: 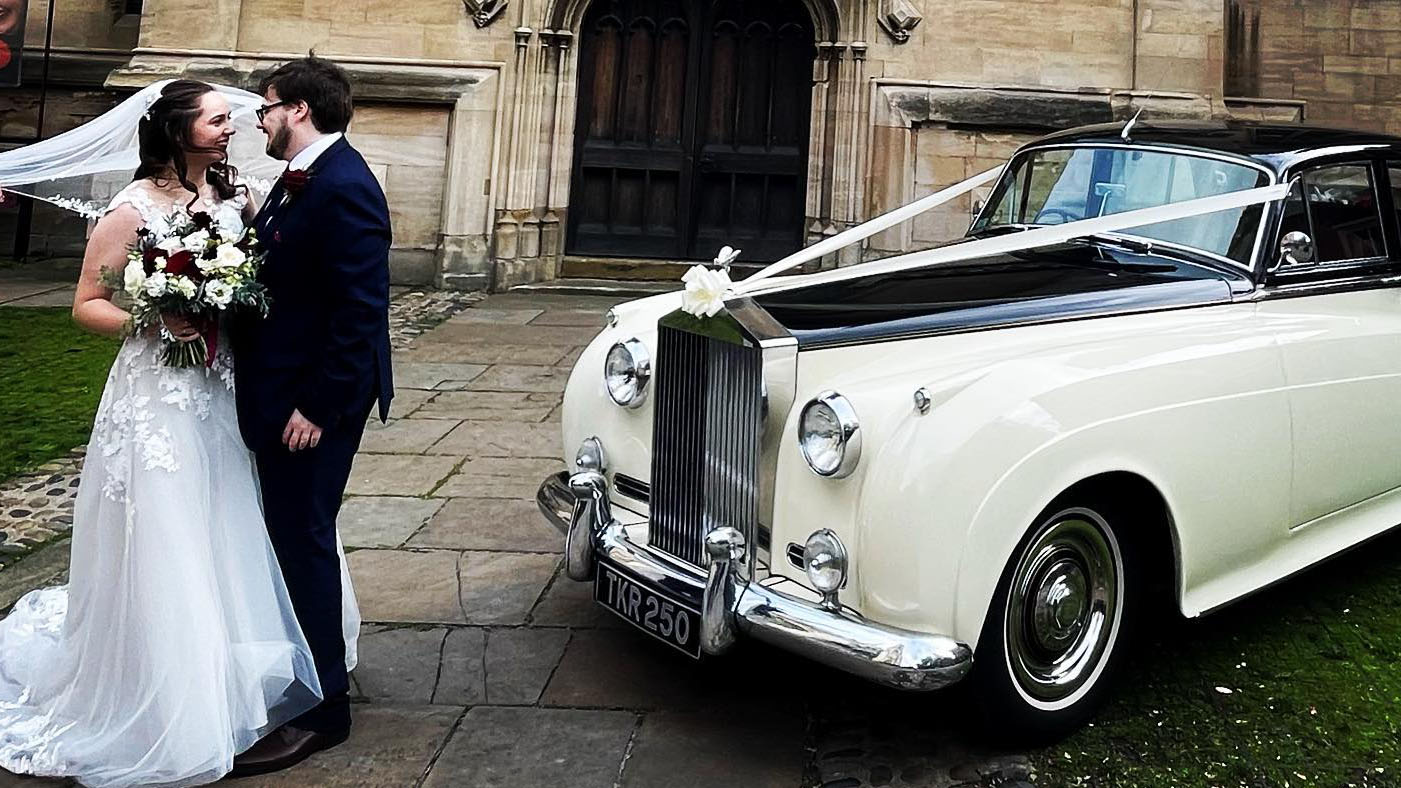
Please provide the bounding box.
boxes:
[680,246,741,318]
[278,168,311,197]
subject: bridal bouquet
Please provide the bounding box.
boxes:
[102,209,270,368]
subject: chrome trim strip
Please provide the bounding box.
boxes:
[537,471,973,691]
[1250,272,1401,301]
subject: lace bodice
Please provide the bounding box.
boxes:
[104,180,249,239]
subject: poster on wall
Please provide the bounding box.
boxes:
[0,0,26,88]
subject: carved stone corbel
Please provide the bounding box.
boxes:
[463,0,508,28]
[876,0,922,43]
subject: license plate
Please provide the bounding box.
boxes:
[595,561,702,659]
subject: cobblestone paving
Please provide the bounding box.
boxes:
[0,290,1030,788]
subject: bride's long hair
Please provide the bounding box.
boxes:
[134,79,244,209]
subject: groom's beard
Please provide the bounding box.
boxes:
[265,126,292,161]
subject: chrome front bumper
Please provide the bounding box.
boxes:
[536,470,973,691]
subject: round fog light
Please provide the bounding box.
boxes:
[803,529,848,598]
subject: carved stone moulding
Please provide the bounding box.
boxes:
[464,0,508,28]
[877,0,922,43]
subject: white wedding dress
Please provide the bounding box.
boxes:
[0,181,361,788]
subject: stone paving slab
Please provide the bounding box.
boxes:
[457,551,560,625]
[475,293,628,312]
[429,420,560,459]
[391,361,489,390]
[435,456,566,499]
[555,346,586,369]
[228,705,461,787]
[381,388,435,419]
[396,342,573,366]
[541,629,808,713]
[346,454,461,496]
[421,706,636,788]
[528,569,628,630]
[413,390,559,422]
[482,627,572,705]
[338,496,444,548]
[528,309,609,327]
[620,709,807,788]
[434,626,487,705]
[359,417,461,454]
[349,549,466,624]
[409,497,562,553]
[466,364,572,394]
[444,307,543,324]
[422,320,592,347]
[352,625,446,704]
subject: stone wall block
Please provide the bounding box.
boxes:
[1323,54,1390,76]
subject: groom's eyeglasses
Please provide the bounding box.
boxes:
[255,100,292,122]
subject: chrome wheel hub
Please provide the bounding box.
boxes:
[1005,510,1122,705]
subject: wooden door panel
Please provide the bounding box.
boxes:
[687,0,812,262]
[568,0,811,262]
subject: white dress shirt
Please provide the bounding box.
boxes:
[288,131,343,172]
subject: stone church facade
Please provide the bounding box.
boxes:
[4,0,1400,289]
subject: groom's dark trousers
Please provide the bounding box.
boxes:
[233,136,393,735]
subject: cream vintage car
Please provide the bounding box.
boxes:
[536,121,1401,738]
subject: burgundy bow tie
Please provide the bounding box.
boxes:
[279,168,311,194]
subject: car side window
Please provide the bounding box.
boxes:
[1295,164,1386,263]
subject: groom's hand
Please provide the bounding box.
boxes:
[282,409,323,452]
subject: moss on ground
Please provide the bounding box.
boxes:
[0,307,118,480]
[1032,528,1401,787]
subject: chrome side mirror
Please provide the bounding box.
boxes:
[1279,231,1316,267]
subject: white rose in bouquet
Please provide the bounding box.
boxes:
[203,280,234,309]
[156,236,184,256]
[144,271,169,297]
[123,263,147,299]
[181,230,211,254]
[213,244,246,270]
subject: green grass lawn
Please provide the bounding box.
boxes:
[1032,530,1401,787]
[0,307,119,480]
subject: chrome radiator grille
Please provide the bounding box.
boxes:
[647,323,763,566]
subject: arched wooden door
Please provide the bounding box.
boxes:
[567,0,814,263]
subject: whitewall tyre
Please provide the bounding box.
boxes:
[971,503,1141,742]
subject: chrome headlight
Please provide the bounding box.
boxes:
[798,391,861,477]
[604,338,651,408]
[803,529,848,599]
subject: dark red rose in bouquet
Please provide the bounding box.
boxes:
[164,250,197,278]
[142,246,164,275]
[190,211,214,230]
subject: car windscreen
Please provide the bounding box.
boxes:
[971,146,1270,266]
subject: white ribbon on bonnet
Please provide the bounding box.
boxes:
[679,168,1292,316]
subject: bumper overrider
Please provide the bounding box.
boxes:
[536,470,973,691]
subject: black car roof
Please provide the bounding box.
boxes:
[1025,120,1401,174]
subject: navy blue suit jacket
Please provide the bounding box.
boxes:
[233,137,394,451]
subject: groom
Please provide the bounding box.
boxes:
[230,56,393,775]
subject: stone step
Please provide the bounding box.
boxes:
[559,255,767,281]
[509,277,678,298]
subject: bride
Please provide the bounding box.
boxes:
[0,80,359,787]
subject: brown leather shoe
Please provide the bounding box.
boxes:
[228,724,350,778]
